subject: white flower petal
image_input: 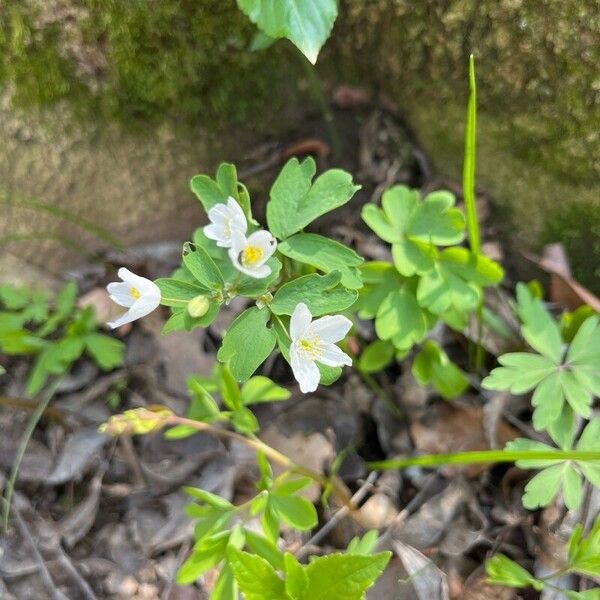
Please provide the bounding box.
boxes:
[203,223,224,242]
[226,197,248,234]
[291,344,321,393]
[290,303,312,341]
[230,230,247,253]
[309,315,352,343]
[316,343,352,367]
[207,204,230,224]
[107,282,136,308]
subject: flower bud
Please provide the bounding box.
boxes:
[187,295,210,318]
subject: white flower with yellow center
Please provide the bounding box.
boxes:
[289,302,353,393]
[229,230,277,279]
[203,197,247,248]
[106,268,161,329]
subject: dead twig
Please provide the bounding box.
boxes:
[295,472,379,560]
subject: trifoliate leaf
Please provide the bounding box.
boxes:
[354,262,403,320]
[362,185,464,277]
[236,0,338,64]
[271,271,357,316]
[303,552,392,600]
[228,548,286,600]
[267,157,359,240]
[278,233,364,289]
[217,307,277,381]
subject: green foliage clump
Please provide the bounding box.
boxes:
[0,281,123,395]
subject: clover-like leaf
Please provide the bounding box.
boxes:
[362,186,465,277]
[267,157,359,240]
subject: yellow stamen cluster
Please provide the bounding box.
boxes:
[298,338,321,359]
[241,245,264,266]
[130,287,141,299]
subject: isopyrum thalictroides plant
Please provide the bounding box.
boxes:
[99,63,600,598]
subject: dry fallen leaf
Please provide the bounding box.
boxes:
[410,403,517,477]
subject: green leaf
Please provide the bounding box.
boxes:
[176,530,229,584]
[37,281,77,337]
[375,288,429,351]
[244,529,284,570]
[236,0,338,64]
[278,233,364,289]
[218,363,243,410]
[516,283,563,363]
[303,552,391,600]
[270,494,317,531]
[228,548,286,600]
[182,242,224,290]
[183,487,234,510]
[0,284,30,309]
[217,307,277,381]
[563,465,583,511]
[236,257,282,297]
[411,340,469,400]
[231,406,259,434]
[284,552,309,599]
[212,563,238,600]
[567,514,600,579]
[521,464,565,509]
[354,262,403,320]
[155,278,209,307]
[482,352,556,394]
[84,334,124,370]
[271,271,357,316]
[241,376,291,404]
[267,157,359,240]
[357,339,395,374]
[485,554,544,591]
[347,530,379,555]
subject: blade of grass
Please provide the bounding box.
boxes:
[2,378,62,531]
[369,449,600,470]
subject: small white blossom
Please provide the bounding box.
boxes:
[203,197,247,248]
[289,302,352,393]
[106,268,161,329]
[229,230,277,279]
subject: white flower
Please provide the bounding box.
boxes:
[203,197,247,248]
[289,303,352,393]
[228,230,277,279]
[106,268,161,329]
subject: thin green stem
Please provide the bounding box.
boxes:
[369,449,600,470]
[3,379,61,531]
[463,54,480,255]
[272,313,291,340]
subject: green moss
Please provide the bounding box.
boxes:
[0,0,303,129]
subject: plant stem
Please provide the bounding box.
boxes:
[166,415,356,512]
[368,449,600,470]
[2,379,61,531]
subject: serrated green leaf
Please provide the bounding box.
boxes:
[347,530,379,555]
[218,307,277,381]
[267,157,359,239]
[176,530,230,584]
[284,552,309,599]
[278,233,364,289]
[228,548,286,600]
[271,271,357,316]
[303,552,391,600]
[516,283,563,363]
[237,0,338,64]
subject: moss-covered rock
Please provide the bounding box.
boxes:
[1,0,598,290]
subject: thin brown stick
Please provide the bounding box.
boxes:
[166,415,357,513]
